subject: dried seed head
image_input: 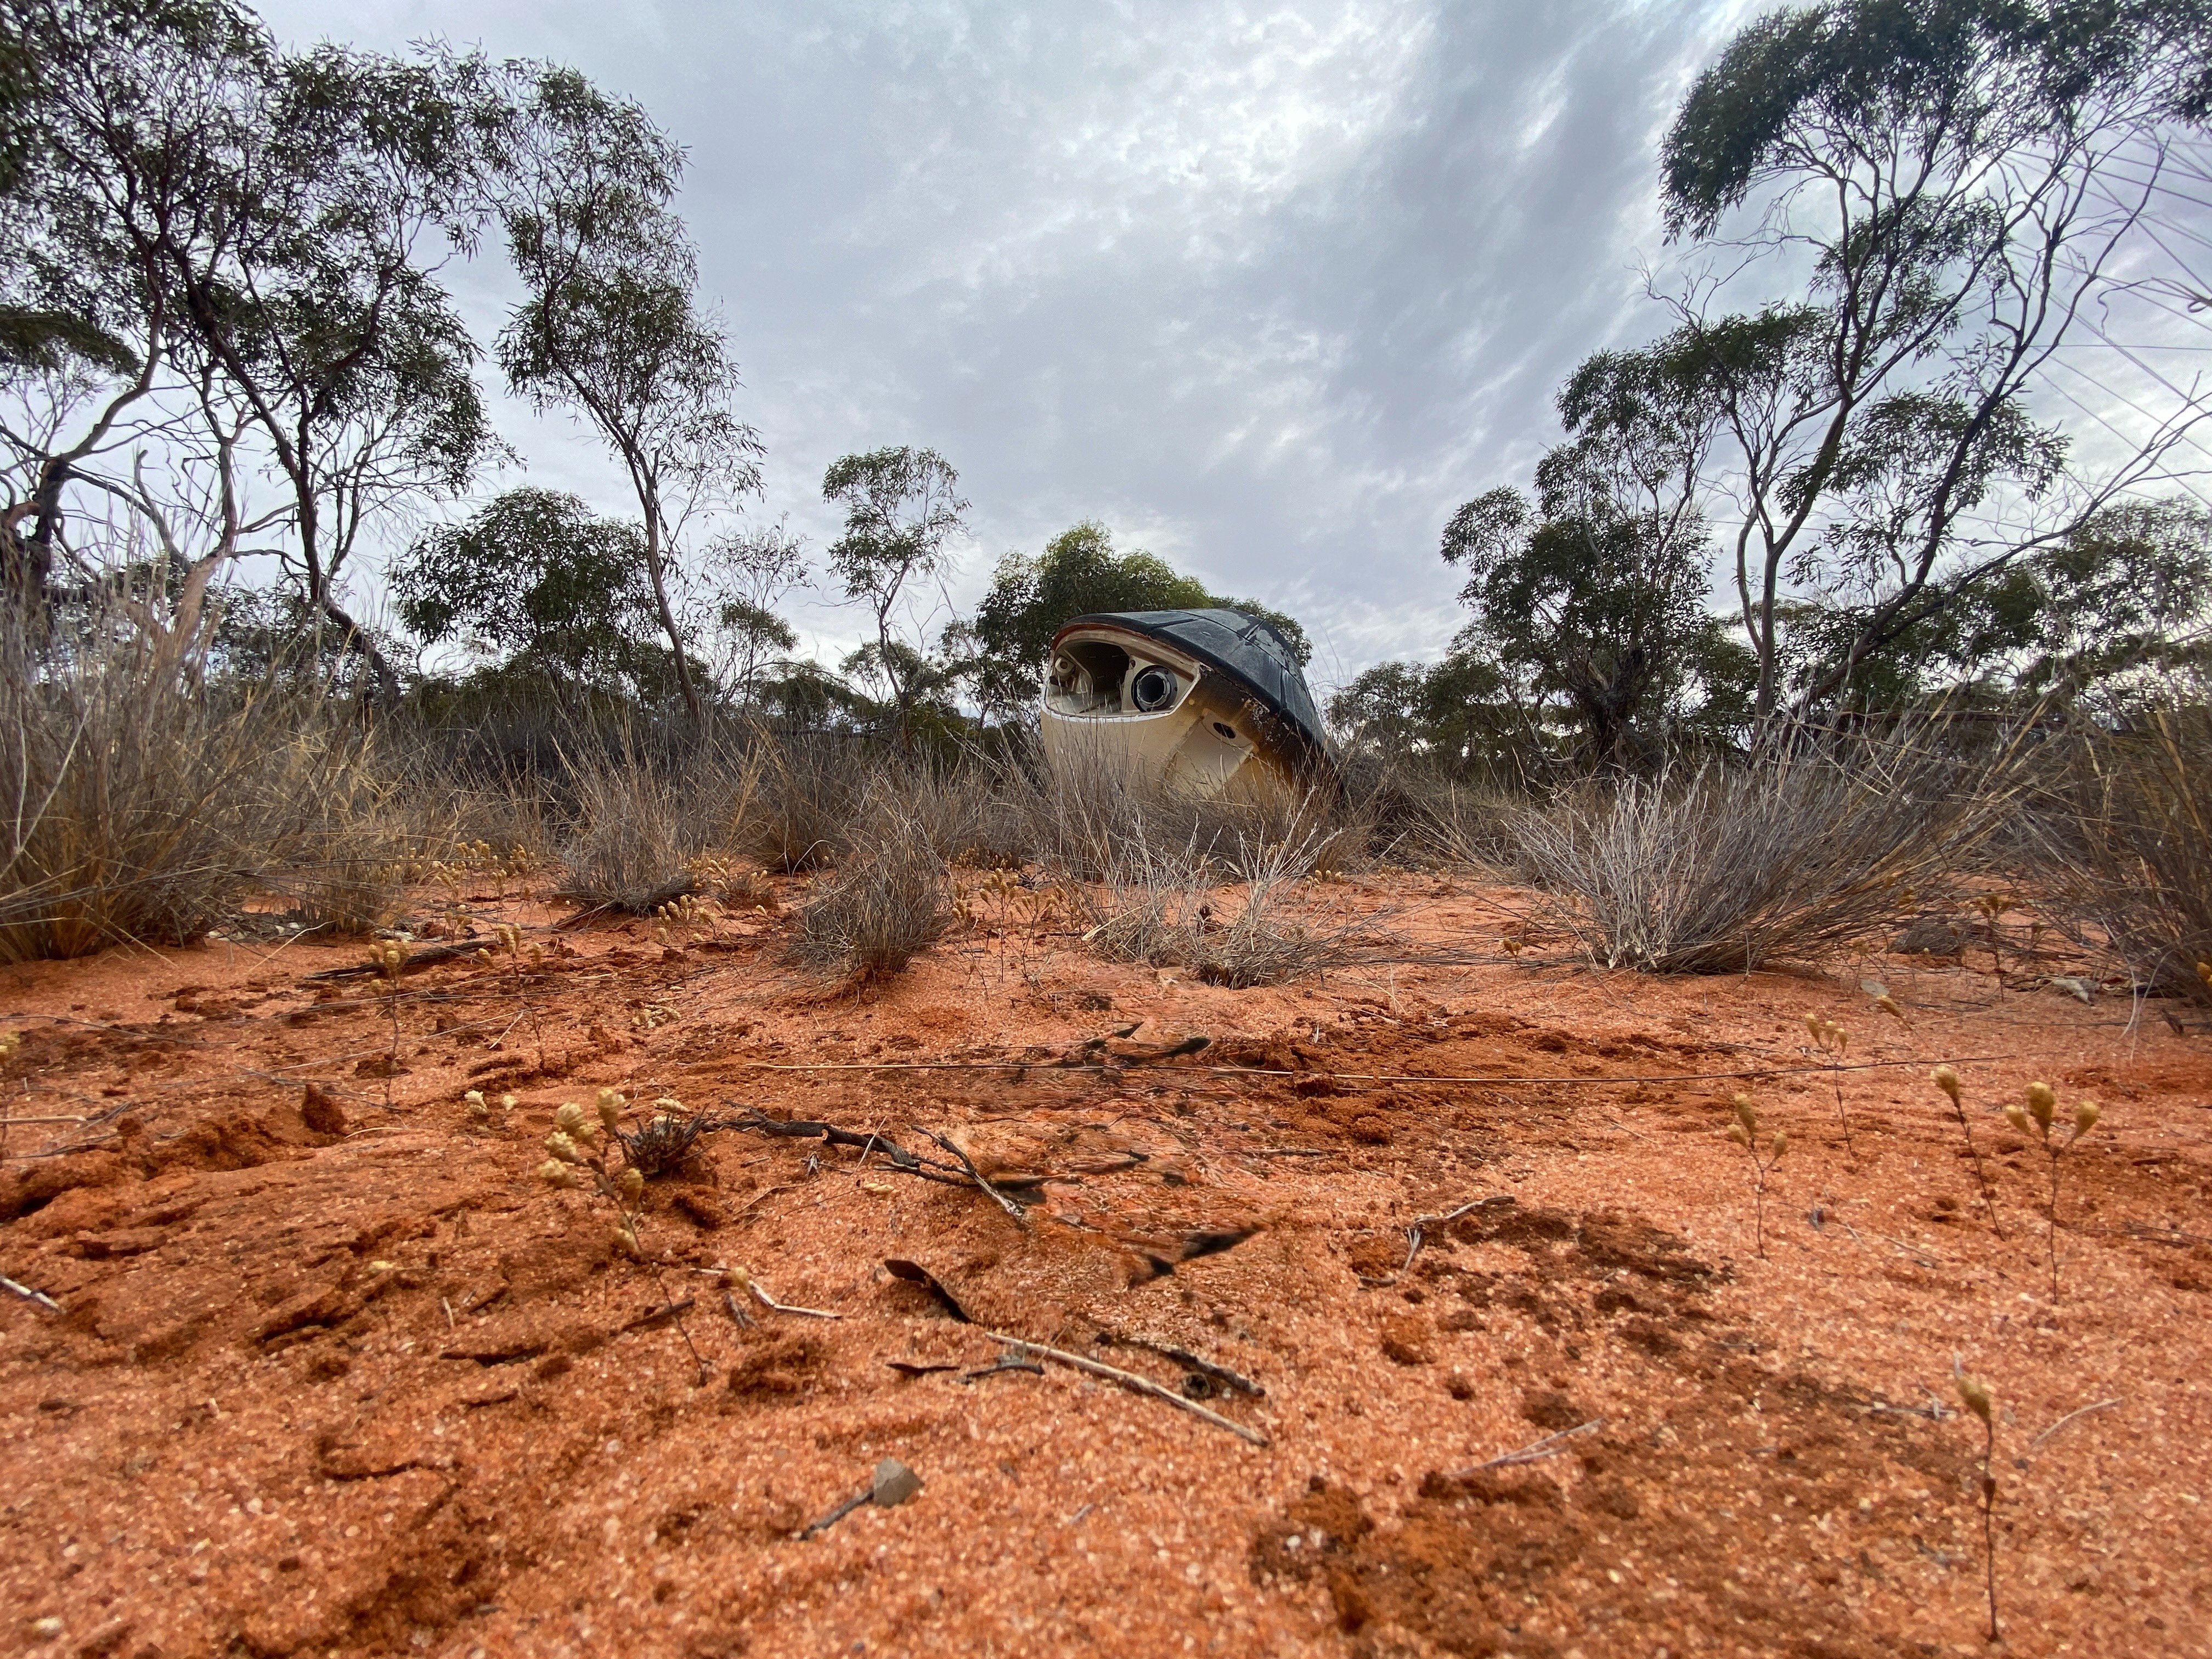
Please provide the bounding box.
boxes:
[618,1166,645,1203]
[464,1089,486,1108]
[2074,1098,2101,1136]
[1770,1130,1789,1159]
[2004,1102,2032,1133]
[1875,994,1907,1023]
[1932,1066,1962,1104]
[654,1096,683,1114]
[597,1088,625,1130]
[1733,1097,1757,1135]
[1956,1374,1993,1423]
[1804,1012,1822,1043]
[537,1159,580,1189]
[545,1131,584,1165]
[2025,1081,2057,1126]
[612,1226,641,1260]
[1726,1122,1750,1147]
[1831,1027,1849,1056]
[555,1102,587,1135]
[499,1093,517,1112]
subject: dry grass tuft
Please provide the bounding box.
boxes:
[1507,733,1999,973]
[1080,828,1369,988]
[553,744,698,913]
[2027,705,2212,1002]
[738,734,870,873]
[792,792,949,981]
[0,618,385,961]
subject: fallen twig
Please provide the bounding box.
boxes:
[2,1273,61,1313]
[926,1130,1029,1222]
[960,1350,1045,1384]
[619,1297,698,1335]
[1451,1417,1606,1474]
[302,939,489,981]
[2029,1397,2122,1452]
[984,1330,1268,1446]
[726,1268,840,1320]
[1099,1331,1266,1397]
[1403,1196,1506,1272]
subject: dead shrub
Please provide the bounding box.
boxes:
[1508,733,1999,973]
[792,794,948,980]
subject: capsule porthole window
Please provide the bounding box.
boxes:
[1131,665,1177,712]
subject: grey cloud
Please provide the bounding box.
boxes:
[258,0,1758,688]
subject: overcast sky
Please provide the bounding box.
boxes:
[250,0,1770,692]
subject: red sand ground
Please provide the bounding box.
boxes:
[0,872,2207,1659]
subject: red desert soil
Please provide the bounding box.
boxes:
[1,873,2207,1659]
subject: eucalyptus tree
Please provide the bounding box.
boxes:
[388,487,672,701]
[699,518,806,706]
[1650,0,2212,725]
[0,0,509,697]
[821,445,967,749]
[498,67,761,723]
[0,0,263,612]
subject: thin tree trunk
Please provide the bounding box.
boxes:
[641,501,702,723]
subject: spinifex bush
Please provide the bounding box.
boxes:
[0,615,385,961]
[738,731,873,873]
[1506,731,2001,973]
[2027,704,2212,1003]
[1080,826,1367,988]
[793,792,949,981]
[554,740,709,913]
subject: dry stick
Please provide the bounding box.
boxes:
[983,1331,1269,1446]
[2028,1397,2123,1452]
[716,1052,2035,1088]
[926,1130,1028,1222]
[743,1277,842,1320]
[1451,1417,1607,1475]
[1403,1198,1498,1273]
[2,1273,61,1312]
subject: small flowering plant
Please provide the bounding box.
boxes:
[2005,1080,2100,1306]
